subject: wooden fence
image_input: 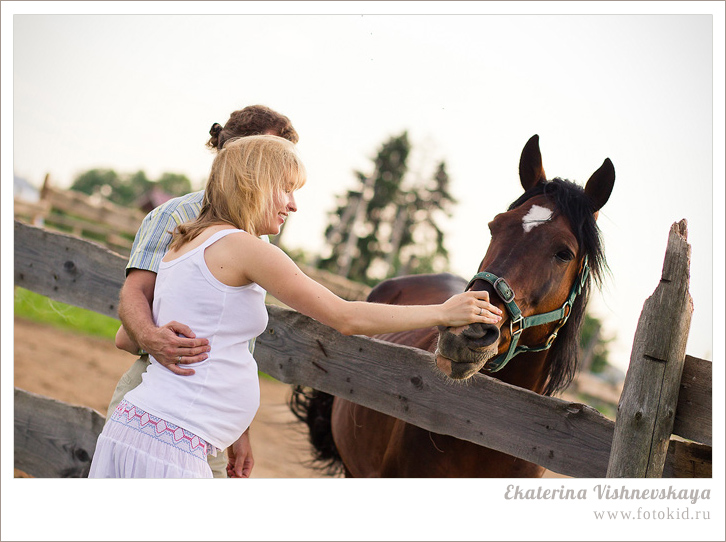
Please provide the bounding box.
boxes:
[13,219,712,478]
[13,175,147,256]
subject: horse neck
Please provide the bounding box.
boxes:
[492,350,552,394]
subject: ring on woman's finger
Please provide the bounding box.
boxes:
[177,355,182,363]
[479,308,483,316]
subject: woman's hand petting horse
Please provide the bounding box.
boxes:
[440,290,503,327]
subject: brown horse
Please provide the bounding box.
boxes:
[291,135,615,477]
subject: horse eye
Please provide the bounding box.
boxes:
[555,250,574,263]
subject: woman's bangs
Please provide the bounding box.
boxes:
[287,155,307,191]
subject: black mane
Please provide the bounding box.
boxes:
[508,177,609,395]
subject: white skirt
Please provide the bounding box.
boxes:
[89,399,214,478]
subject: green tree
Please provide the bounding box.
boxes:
[127,169,152,191]
[579,313,614,374]
[157,172,192,196]
[319,133,411,283]
[388,160,456,276]
[70,168,122,201]
[349,132,411,282]
[70,169,192,207]
[319,132,456,284]
[119,170,153,205]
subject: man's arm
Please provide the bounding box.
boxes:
[118,269,210,375]
[115,325,140,354]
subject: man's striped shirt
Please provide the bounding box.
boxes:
[126,191,205,275]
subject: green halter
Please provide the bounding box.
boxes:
[466,257,590,373]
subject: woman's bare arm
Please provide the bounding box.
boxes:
[215,233,502,337]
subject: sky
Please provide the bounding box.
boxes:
[2,2,724,541]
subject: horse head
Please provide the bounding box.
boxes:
[434,135,614,395]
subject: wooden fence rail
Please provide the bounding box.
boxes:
[14,388,105,478]
[13,220,712,478]
[14,176,147,256]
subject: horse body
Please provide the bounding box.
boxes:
[331,273,550,477]
[331,398,545,477]
[292,135,614,477]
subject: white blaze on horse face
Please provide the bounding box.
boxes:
[522,205,553,233]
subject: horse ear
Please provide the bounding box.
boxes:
[584,158,615,212]
[519,134,547,191]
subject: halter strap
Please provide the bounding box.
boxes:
[466,257,589,372]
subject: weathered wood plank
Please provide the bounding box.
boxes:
[42,211,133,245]
[607,221,694,477]
[13,198,50,225]
[673,355,712,445]
[14,221,126,319]
[42,185,145,235]
[258,306,614,477]
[662,439,712,478]
[14,388,105,478]
[255,305,709,478]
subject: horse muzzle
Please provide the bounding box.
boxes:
[434,322,501,379]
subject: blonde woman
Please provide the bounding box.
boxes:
[89,135,502,478]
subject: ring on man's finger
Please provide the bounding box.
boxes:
[178,355,182,363]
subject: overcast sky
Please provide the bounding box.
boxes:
[3,2,724,541]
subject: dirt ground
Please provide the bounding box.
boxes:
[14,317,573,478]
[13,317,325,478]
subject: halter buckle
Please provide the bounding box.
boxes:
[494,277,515,304]
[510,314,524,337]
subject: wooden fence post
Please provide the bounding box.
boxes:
[607,220,694,477]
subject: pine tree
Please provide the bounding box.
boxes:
[319,133,456,285]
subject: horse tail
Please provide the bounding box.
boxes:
[289,386,345,476]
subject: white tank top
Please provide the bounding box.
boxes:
[125,229,268,450]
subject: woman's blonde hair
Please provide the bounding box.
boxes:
[171,135,306,248]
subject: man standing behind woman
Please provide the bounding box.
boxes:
[105,105,299,478]
[91,134,502,478]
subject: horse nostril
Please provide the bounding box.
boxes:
[461,323,500,348]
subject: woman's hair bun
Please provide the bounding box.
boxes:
[209,123,223,137]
